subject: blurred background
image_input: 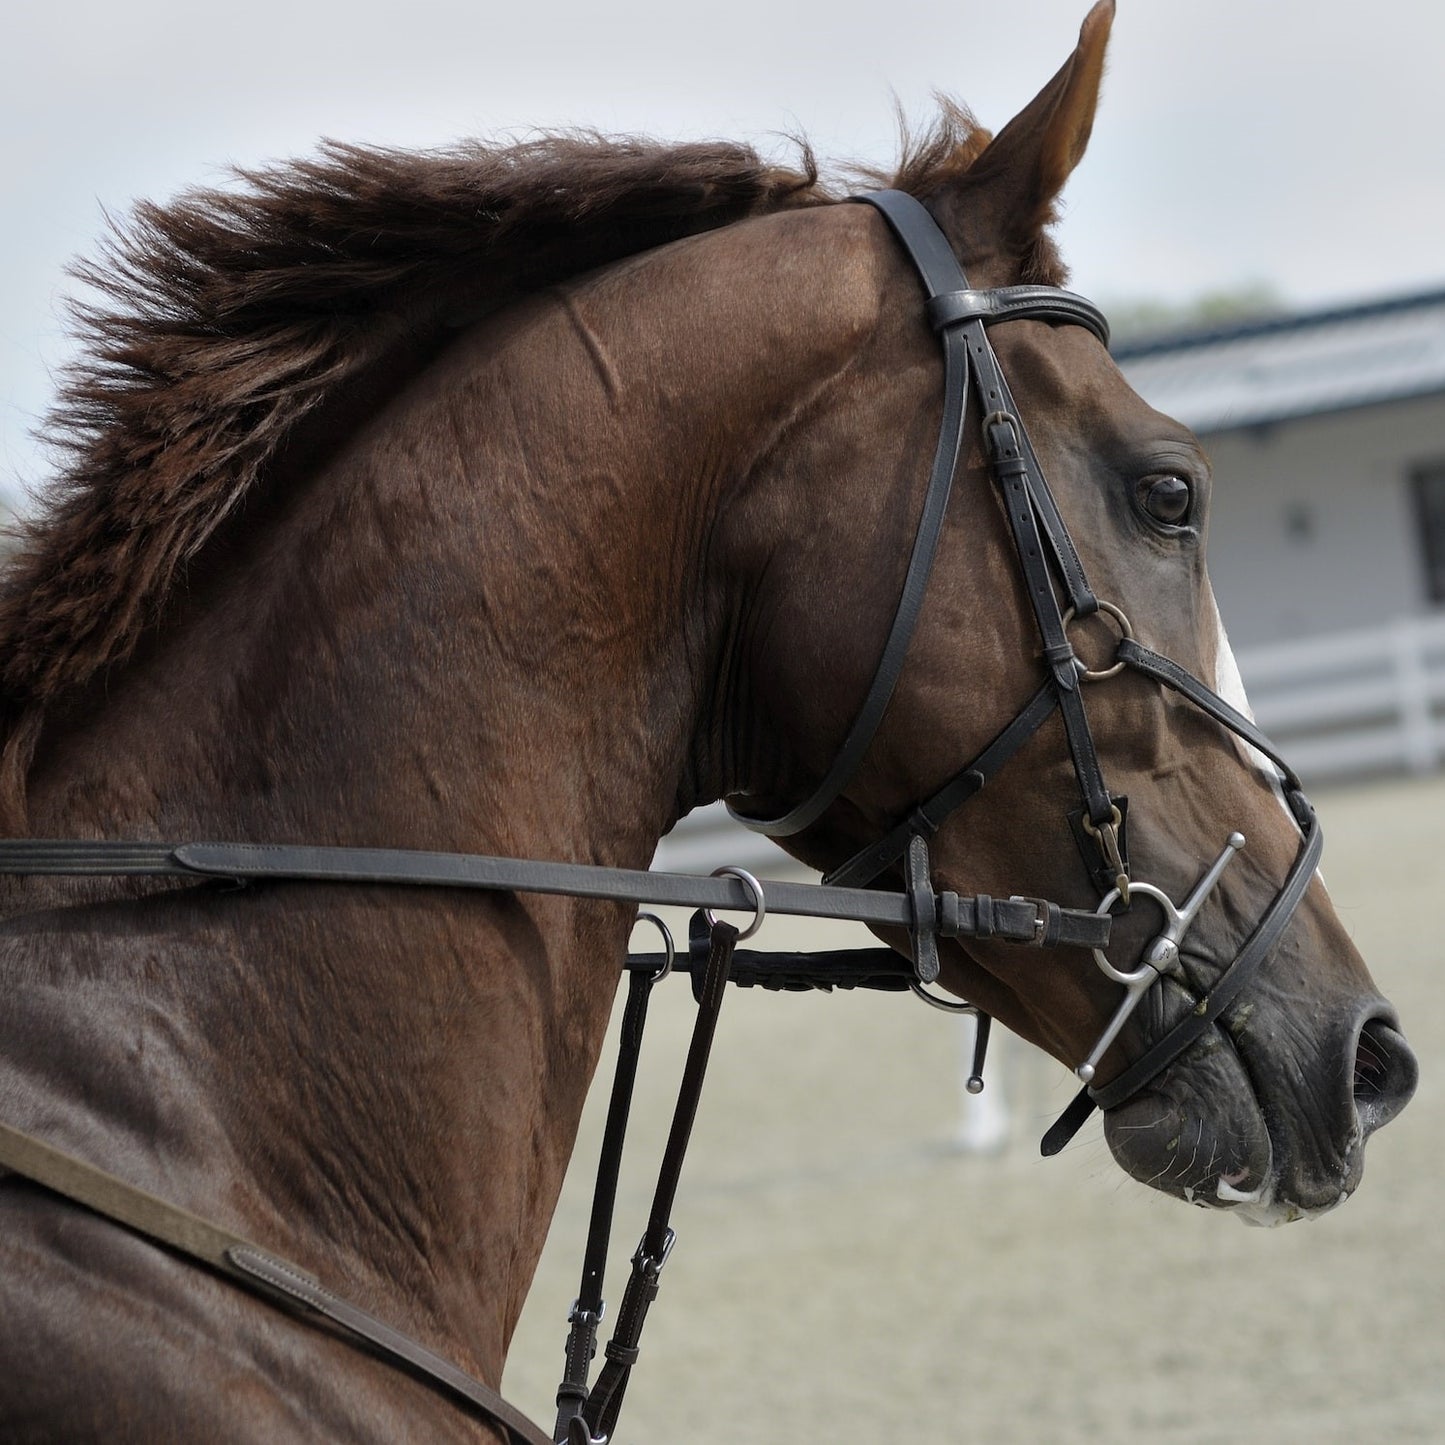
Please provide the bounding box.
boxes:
[5,2,1443,1440]
[6,0,1445,504]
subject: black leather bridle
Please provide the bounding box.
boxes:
[0,189,1324,1442]
[730,190,1324,1151]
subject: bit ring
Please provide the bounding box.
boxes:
[1090,882,1175,986]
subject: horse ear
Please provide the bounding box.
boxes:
[960,0,1114,249]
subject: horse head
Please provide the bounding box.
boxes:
[721,1,1417,1222]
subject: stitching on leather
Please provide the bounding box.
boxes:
[230,1246,330,1307]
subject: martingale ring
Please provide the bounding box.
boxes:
[705,866,767,941]
[1061,599,1133,681]
[632,910,676,982]
[909,980,981,1016]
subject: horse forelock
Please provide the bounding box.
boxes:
[0,108,998,762]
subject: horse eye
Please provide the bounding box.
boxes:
[1142,474,1192,525]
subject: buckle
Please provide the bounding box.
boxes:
[1080,803,1130,903]
[982,409,1022,463]
[632,1227,677,1285]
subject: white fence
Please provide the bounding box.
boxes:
[1235,612,1445,783]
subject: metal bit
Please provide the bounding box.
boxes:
[1075,832,1246,1084]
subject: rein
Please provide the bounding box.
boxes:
[0,190,1324,1443]
[0,838,1107,952]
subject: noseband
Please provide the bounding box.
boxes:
[0,190,1324,1442]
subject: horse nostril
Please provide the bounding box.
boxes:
[1352,1016,1419,1135]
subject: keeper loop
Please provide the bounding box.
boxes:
[975,894,994,939]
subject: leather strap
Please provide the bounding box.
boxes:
[726,195,974,838]
[1037,640,1325,1155]
[0,840,191,875]
[977,376,1098,621]
[226,1250,551,1445]
[1093,798,1322,1115]
[1117,638,1305,790]
[0,838,1110,951]
[875,202,1118,850]
[726,191,1109,840]
[925,285,1109,345]
[907,832,941,983]
[823,682,1058,890]
[0,1120,254,1269]
[0,1122,551,1445]
[554,966,655,1441]
[627,945,914,993]
[1041,811,1322,1156]
[979,398,1114,831]
[581,921,737,1441]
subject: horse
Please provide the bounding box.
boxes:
[0,3,1418,1439]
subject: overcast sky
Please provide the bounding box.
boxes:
[4,0,1442,504]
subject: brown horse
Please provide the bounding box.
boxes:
[0,3,1417,1438]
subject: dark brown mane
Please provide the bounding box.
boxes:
[0,106,992,760]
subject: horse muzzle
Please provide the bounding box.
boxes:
[1100,994,1418,1223]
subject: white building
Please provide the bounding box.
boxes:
[1116,289,1445,648]
[1119,289,1445,782]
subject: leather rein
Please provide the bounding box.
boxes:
[0,191,1322,1443]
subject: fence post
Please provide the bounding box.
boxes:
[1393,617,1437,774]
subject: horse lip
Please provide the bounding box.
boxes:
[1215,1169,1266,1205]
[1213,1141,1280,1222]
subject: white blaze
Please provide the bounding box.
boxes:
[1210,591,1327,1227]
[1209,589,1301,832]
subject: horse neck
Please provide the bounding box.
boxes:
[9,206,871,1379]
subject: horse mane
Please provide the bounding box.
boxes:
[0,104,994,774]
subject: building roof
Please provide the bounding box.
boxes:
[1113,287,1445,435]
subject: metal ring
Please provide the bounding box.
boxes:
[909,981,980,1015]
[705,867,767,941]
[631,910,676,982]
[1079,803,1123,841]
[1061,599,1133,681]
[1089,881,1175,986]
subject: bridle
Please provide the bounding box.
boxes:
[727,190,1325,1155]
[0,190,1323,1443]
